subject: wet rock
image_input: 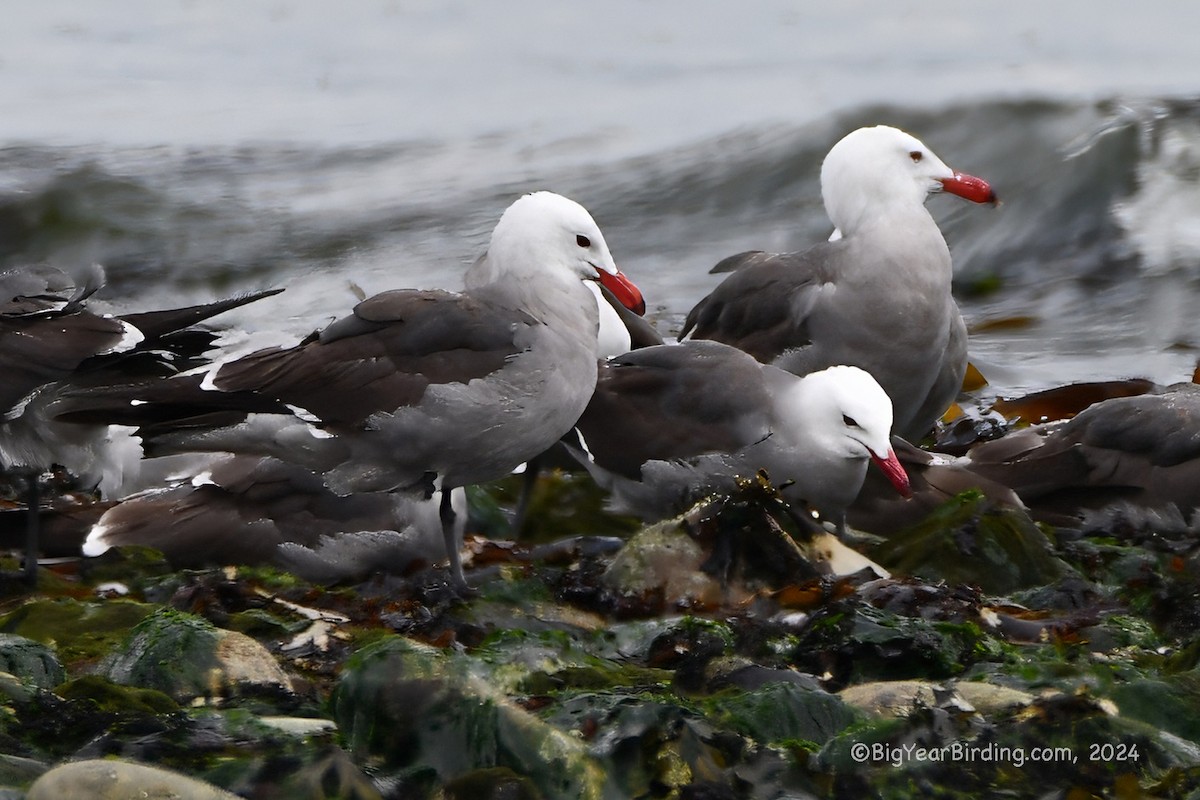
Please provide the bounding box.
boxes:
[0,753,48,788]
[872,490,1070,594]
[26,758,240,800]
[857,577,982,622]
[791,600,991,686]
[0,634,62,689]
[269,746,384,800]
[543,693,747,798]
[440,766,542,800]
[952,681,1035,715]
[0,670,35,705]
[56,675,178,715]
[332,635,613,799]
[836,679,1031,720]
[0,598,155,670]
[646,617,736,691]
[99,607,292,702]
[704,660,825,694]
[602,520,723,607]
[837,680,947,717]
[708,680,859,745]
[465,573,611,638]
[473,627,670,698]
[257,715,338,737]
[1109,675,1200,746]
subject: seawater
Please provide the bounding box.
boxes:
[3,4,1200,398]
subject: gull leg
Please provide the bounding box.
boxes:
[440,487,467,591]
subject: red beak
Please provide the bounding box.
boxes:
[871,448,912,498]
[598,268,646,316]
[938,172,997,205]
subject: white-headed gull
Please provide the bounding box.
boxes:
[63,192,645,590]
[680,125,996,440]
[569,340,911,533]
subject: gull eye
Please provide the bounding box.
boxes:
[909,150,923,163]
[842,414,859,428]
[576,234,592,248]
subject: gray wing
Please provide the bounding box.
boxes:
[968,383,1200,515]
[212,289,537,426]
[85,455,419,568]
[0,265,132,418]
[575,341,771,478]
[678,245,839,362]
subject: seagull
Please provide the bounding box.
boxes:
[963,381,1200,523]
[0,263,280,583]
[569,340,911,534]
[59,192,645,590]
[679,125,996,440]
[82,454,467,583]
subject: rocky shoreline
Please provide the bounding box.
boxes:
[2,468,1199,799]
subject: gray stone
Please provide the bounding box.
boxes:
[0,753,49,788]
[0,671,36,705]
[838,680,952,718]
[257,716,338,737]
[0,634,64,689]
[100,608,291,702]
[953,681,1035,714]
[26,759,240,800]
[602,520,721,603]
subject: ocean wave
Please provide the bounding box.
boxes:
[4,96,1200,390]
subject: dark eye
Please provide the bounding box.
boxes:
[576,234,591,248]
[843,414,859,428]
[909,150,923,163]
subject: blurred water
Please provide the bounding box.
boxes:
[3,3,1200,398]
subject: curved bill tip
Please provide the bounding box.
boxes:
[871,448,913,499]
[939,172,998,205]
[598,268,646,316]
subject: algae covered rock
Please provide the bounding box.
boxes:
[0,598,155,670]
[1109,674,1200,746]
[56,675,179,715]
[332,635,614,800]
[872,490,1070,594]
[707,679,859,745]
[100,607,291,702]
[27,758,240,800]
[792,599,991,685]
[602,519,721,605]
[0,634,63,689]
[542,693,748,798]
